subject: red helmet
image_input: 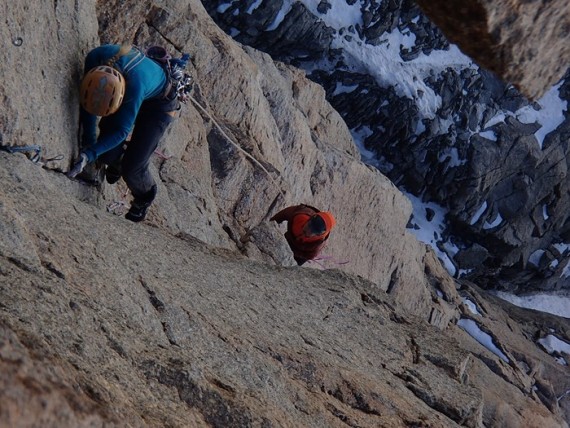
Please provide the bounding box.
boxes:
[300,212,336,242]
[80,65,125,116]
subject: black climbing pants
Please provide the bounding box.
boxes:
[98,96,179,201]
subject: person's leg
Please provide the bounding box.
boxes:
[122,97,177,222]
[99,145,125,184]
[124,183,157,222]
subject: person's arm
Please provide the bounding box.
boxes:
[79,45,120,155]
[83,82,145,162]
[270,205,301,223]
[83,103,137,161]
[79,106,97,149]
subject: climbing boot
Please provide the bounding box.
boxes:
[125,185,157,223]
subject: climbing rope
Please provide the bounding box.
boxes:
[188,93,287,202]
[309,254,350,267]
[153,148,172,160]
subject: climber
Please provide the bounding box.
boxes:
[270,204,336,266]
[67,44,188,222]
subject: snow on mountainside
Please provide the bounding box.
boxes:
[204,0,570,297]
[266,0,474,120]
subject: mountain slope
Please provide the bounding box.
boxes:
[1,150,568,426]
[202,0,570,293]
[0,0,568,426]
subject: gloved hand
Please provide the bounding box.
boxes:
[67,153,89,178]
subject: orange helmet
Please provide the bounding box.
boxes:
[80,65,125,116]
[316,212,336,231]
[300,212,336,242]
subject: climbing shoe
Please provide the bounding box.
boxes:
[125,185,157,223]
[125,200,151,222]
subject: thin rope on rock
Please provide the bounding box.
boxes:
[188,94,286,202]
[310,254,350,266]
[154,149,172,160]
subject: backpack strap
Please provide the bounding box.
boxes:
[122,47,145,75]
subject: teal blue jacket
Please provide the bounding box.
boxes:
[81,45,167,162]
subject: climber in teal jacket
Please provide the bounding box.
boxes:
[68,44,180,222]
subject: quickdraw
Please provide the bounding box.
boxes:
[0,144,42,162]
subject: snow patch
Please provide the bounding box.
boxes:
[438,147,466,168]
[300,0,362,28]
[528,249,545,267]
[217,2,234,13]
[484,83,567,149]
[404,192,457,276]
[516,82,568,148]
[479,130,497,141]
[470,201,487,226]
[543,204,549,220]
[246,0,263,14]
[266,1,293,31]
[483,213,502,229]
[494,291,570,318]
[350,126,377,164]
[457,318,509,363]
[538,334,570,365]
[334,82,359,95]
[462,298,481,316]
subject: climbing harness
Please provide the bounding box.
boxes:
[145,46,193,103]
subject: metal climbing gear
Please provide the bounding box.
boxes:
[0,144,42,163]
[146,46,193,103]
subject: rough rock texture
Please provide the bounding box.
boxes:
[203,0,570,294]
[414,0,570,100]
[49,0,439,309]
[1,153,568,427]
[0,0,569,426]
[0,1,97,161]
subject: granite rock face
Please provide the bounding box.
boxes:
[203,0,570,294]
[1,152,568,427]
[0,0,568,426]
